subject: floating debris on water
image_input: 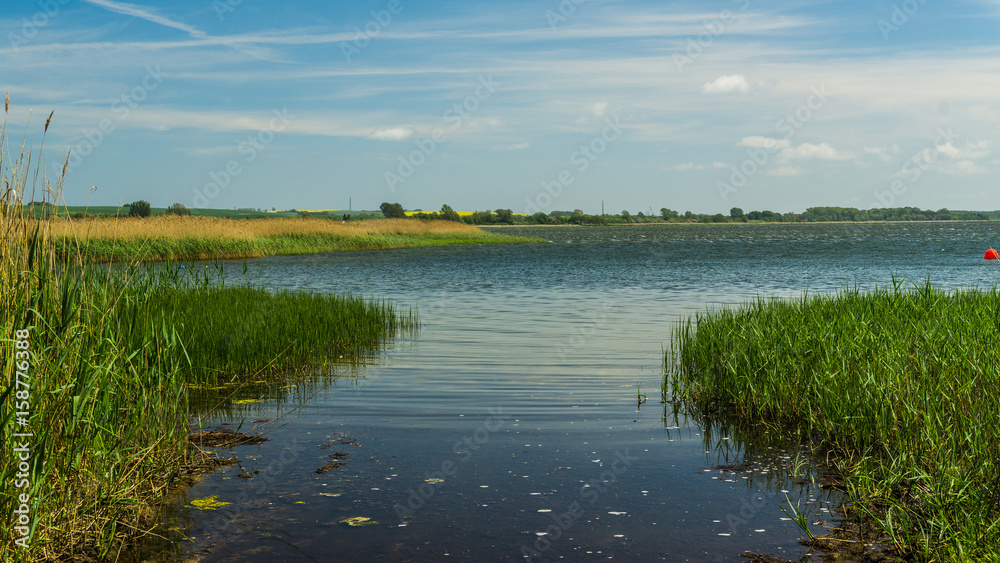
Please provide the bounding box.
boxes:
[190,496,231,511]
[425,478,444,484]
[341,516,378,527]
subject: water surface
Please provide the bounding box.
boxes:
[163,222,998,562]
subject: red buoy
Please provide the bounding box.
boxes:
[986,249,999,260]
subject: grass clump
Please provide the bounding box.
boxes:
[139,274,415,380]
[0,102,414,561]
[47,215,532,262]
[669,280,1000,561]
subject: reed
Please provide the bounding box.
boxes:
[0,103,415,560]
[47,216,531,262]
[669,280,1000,560]
[135,268,416,380]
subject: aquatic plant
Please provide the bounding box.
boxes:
[0,100,415,560]
[669,280,1000,560]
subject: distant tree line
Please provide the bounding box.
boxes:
[380,202,991,225]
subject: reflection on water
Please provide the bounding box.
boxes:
[138,223,997,561]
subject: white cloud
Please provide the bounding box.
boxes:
[592,102,609,117]
[702,74,749,94]
[496,142,530,151]
[781,142,854,161]
[82,0,206,39]
[739,136,791,150]
[367,127,415,141]
[668,161,731,171]
[864,145,900,162]
[767,166,803,176]
[939,160,987,175]
[936,140,991,160]
[739,137,852,163]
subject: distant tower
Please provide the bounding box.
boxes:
[349,197,352,211]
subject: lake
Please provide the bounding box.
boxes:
[153,222,998,562]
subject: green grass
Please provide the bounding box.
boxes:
[1,108,417,560]
[137,266,415,379]
[2,261,416,562]
[668,280,1000,561]
[55,231,531,262]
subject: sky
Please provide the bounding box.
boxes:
[3,0,1000,215]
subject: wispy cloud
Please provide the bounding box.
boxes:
[368,127,416,141]
[667,161,728,171]
[81,0,206,38]
[495,142,530,151]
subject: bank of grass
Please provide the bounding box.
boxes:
[49,215,532,262]
[669,281,1000,561]
[139,273,414,380]
[1,106,415,560]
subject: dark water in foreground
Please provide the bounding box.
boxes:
[159,222,998,562]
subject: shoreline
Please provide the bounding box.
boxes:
[483,218,992,227]
[671,283,1000,560]
[44,217,539,263]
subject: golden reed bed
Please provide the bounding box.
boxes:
[44,216,485,241]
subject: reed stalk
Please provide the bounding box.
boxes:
[670,281,1000,560]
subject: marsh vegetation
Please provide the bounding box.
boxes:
[0,107,417,561]
[48,215,528,262]
[670,281,1000,560]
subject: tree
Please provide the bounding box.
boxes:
[620,210,631,222]
[660,208,678,221]
[166,202,191,216]
[440,204,461,222]
[730,207,744,220]
[127,200,151,218]
[379,202,406,219]
[495,208,514,224]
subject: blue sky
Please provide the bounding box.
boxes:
[3,0,1000,214]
